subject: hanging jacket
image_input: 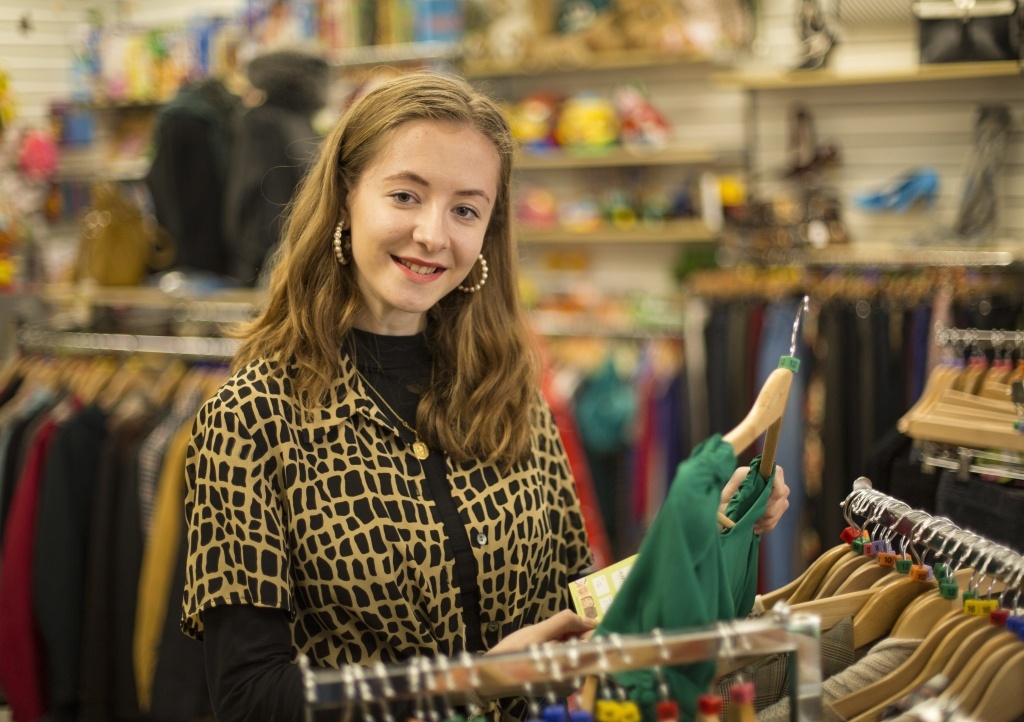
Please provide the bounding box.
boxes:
[223,51,328,285]
[145,79,239,275]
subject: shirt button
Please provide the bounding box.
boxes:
[476,533,487,546]
[487,621,499,633]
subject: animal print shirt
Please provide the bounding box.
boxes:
[181,354,592,668]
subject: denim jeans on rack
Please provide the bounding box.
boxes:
[756,299,808,590]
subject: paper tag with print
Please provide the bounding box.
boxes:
[569,555,637,623]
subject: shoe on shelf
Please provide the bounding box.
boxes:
[854,167,940,213]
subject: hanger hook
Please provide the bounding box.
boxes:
[434,654,458,722]
[608,632,632,667]
[459,651,482,718]
[967,541,998,594]
[342,666,361,722]
[542,643,566,704]
[649,628,672,701]
[351,664,377,722]
[373,662,398,722]
[790,295,810,357]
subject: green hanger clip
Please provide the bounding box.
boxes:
[778,355,801,373]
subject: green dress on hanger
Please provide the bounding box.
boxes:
[596,433,775,721]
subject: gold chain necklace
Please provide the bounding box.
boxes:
[356,369,430,460]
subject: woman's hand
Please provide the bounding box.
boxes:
[485,610,597,656]
[719,465,791,535]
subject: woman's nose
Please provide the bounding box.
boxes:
[411,207,448,252]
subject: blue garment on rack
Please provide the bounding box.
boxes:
[756,299,807,590]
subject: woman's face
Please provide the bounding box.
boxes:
[345,119,500,336]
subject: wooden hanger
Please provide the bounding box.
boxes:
[715,365,796,531]
[850,576,933,650]
[897,361,960,433]
[760,543,853,609]
[788,588,877,631]
[722,367,793,457]
[844,613,986,722]
[831,558,894,595]
[812,555,874,600]
[942,635,1024,715]
[966,645,1024,722]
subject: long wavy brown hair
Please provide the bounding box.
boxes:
[232,72,539,468]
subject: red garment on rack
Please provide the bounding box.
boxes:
[0,417,60,722]
[542,370,613,570]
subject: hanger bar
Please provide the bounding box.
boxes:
[934,324,1024,348]
[844,482,1024,584]
[918,441,1024,483]
[17,325,239,359]
[301,612,822,721]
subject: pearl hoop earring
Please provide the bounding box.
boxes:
[457,254,489,293]
[333,221,349,266]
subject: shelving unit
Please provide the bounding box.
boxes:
[327,40,462,69]
[516,146,718,170]
[517,218,715,245]
[713,59,1022,90]
[748,242,1024,269]
[463,48,722,78]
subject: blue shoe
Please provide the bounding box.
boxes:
[855,167,940,213]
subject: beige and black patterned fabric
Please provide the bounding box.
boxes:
[181,355,592,668]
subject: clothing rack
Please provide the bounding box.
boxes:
[16,324,239,359]
[917,441,1024,484]
[300,610,823,722]
[843,480,1024,582]
[933,324,1024,349]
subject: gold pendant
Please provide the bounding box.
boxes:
[412,440,430,460]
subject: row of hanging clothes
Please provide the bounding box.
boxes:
[684,264,1024,594]
[541,331,688,565]
[0,329,232,722]
[301,483,1024,722]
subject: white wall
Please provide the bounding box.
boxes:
[0,0,104,127]
[743,0,1024,246]
[4,0,1021,295]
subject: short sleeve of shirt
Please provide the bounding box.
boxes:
[536,396,593,577]
[181,389,291,640]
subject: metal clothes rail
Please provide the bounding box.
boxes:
[17,325,239,360]
[843,479,1024,582]
[300,610,822,722]
[933,324,1024,349]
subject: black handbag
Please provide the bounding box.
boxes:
[913,0,1022,62]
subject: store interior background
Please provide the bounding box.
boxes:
[1,0,1023,639]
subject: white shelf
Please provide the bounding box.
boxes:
[714,60,1022,90]
[517,219,716,245]
[517,146,717,170]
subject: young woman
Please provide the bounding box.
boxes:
[181,71,789,722]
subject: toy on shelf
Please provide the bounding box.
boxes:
[510,92,561,151]
[613,83,671,149]
[555,91,619,152]
[516,187,559,229]
[558,194,603,233]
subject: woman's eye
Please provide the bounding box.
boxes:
[392,192,414,203]
[455,206,480,219]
